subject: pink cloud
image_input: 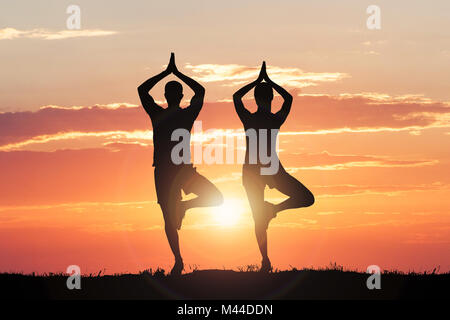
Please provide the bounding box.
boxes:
[1,94,449,150]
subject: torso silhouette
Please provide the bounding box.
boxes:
[150,106,196,167]
[241,110,282,167]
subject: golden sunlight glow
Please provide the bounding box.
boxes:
[214,198,245,227]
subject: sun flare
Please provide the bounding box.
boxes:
[214,199,245,227]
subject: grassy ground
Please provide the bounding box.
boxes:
[1,265,448,300]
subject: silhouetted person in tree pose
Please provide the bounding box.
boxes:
[138,53,223,275]
[233,62,315,272]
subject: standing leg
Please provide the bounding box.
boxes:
[161,203,184,275]
[154,167,184,275]
[243,175,272,272]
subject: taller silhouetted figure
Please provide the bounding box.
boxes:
[233,62,315,272]
[138,53,223,275]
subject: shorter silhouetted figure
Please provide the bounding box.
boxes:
[138,53,223,275]
[233,62,315,272]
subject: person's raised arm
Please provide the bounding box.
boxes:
[262,62,293,124]
[169,53,205,114]
[233,63,264,122]
[137,59,171,117]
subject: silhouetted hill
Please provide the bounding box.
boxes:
[1,269,448,300]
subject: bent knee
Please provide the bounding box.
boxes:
[293,191,315,208]
[302,191,315,207]
[304,192,315,207]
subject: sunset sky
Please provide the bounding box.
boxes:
[1,0,449,275]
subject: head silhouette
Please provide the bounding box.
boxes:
[254,82,273,112]
[165,81,183,107]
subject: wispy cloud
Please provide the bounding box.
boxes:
[317,211,343,216]
[0,130,152,152]
[313,182,450,198]
[0,200,154,213]
[39,103,137,111]
[282,151,438,172]
[328,92,446,105]
[271,219,318,229]
[0,28,117,40]
[287,160,437,171]
[184,63,348,88]
[361,40,387,46]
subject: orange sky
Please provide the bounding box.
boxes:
[1,1,449,274]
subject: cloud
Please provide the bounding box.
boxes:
[82,222,140,233]
[302,92,448,105]
[271,219,318,229]
[1,92,450,152]
[0,105,150,149]
[0,28,117,40]
[361,40,387,46]
[0,130,152,152]
[184,63,348,88]
[313,182,449,198]
[39,103,137,111]
[0,200,154,213]
[282,94,450,134]
[284,151,438,171]
[317,211,343,216]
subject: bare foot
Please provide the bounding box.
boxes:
[170,259,184,276]
[260,258,272,273]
